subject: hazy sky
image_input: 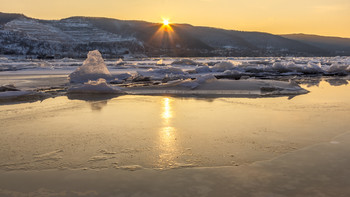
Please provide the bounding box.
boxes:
[1,0,350,37]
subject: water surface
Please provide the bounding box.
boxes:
[1,80,350,196]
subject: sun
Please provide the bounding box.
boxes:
[163,19,170,26]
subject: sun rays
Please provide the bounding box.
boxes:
[160,17,173,32]
[149,17,177,49]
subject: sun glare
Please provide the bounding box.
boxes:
[163,19,170,26]
[150,17,175,46]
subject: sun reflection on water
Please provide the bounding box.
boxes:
[158,97,178,169]
[162,98,172,122]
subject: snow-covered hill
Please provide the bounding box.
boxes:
[1,12,350,58]
[0,14,144,58]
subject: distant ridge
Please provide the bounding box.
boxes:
[281,34,350,55]
[1,12,350,58]
[0,12,27,25]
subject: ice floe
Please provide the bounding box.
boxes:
[0,90,33,99]
[171,59,199,65]
[68,78,123,94]
[68,50,113,83]
[0,84,47,101]
[0,84,19,92]
[327,63,350,74]
[125,75,308,96]
[211,61,236,72]
[136,67,188,80]
[194,65,212,73]
[3,53,350,100]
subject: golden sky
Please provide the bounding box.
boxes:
[1,0,350,38]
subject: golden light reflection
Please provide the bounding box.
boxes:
[158,126,177,167]
[162,97,172,122]
[157,97,178,169]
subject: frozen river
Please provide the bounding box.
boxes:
[1,79,350,196]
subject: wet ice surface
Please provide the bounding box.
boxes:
[1,80,350,196]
